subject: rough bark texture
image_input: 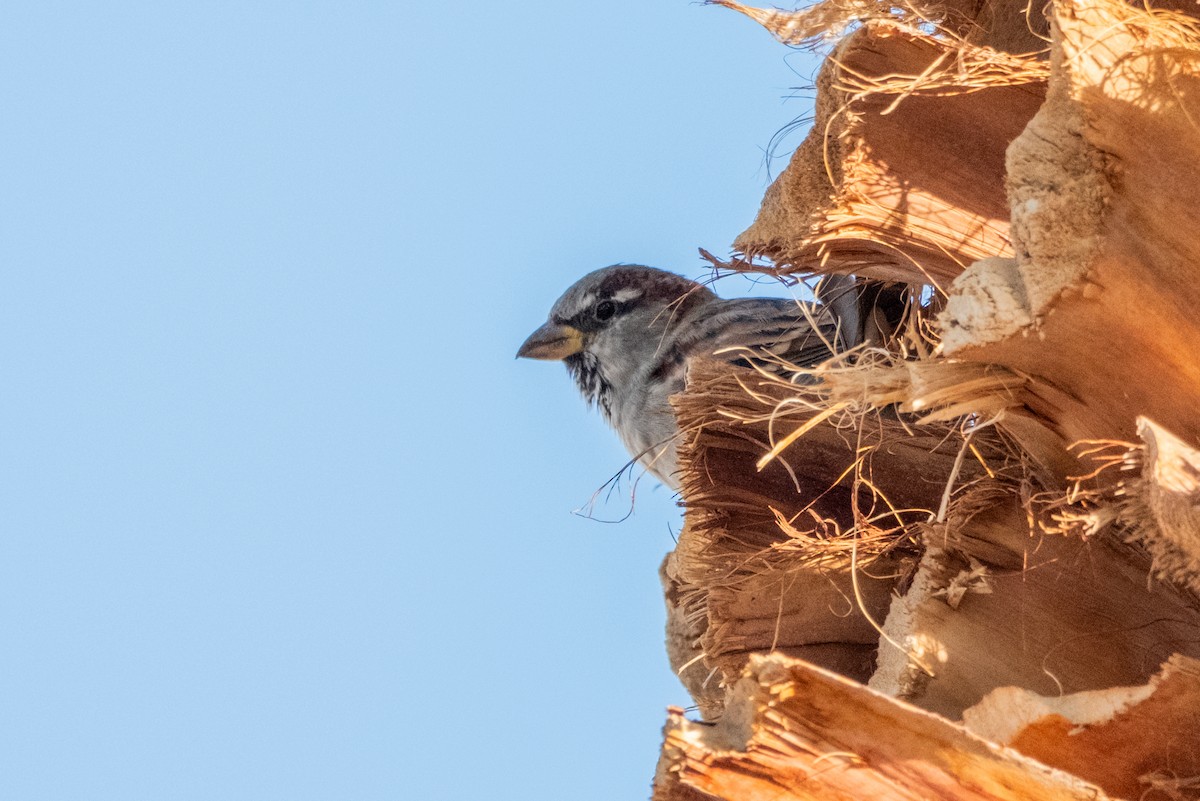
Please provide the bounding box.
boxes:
[664,361,947,711]
[870,495,1200,718]
[649,0,1200,797]
[963,656,1200,800]
[944,0,1200,448]
[655,654,1112,801]
[1134,418,1200,596]
[734,24,1047,285]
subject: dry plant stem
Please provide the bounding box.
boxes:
[870,492,1200,718]
[654,653,1113,801]
[733,23,1045,284]
[709,0,1052,54]
[962,655,1200,801]
[665,360,1011,711]
[656,0,1200,795]
[1126,418,1200,597]
[944,0,1200,447]
[708,0,946,47]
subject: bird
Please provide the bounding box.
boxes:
[516,264,857,490]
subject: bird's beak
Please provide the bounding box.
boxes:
[516,322,584,360]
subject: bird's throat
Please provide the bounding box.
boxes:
[564,351,613,419]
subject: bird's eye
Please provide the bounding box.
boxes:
[594,300,617,322]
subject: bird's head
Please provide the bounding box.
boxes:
[517,265,715,413]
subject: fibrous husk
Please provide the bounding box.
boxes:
[710,0,1051,54]
[963,655,1200,801]
[731,22,1047,285]
[1119,418,1200,598]
[654,652,1113,801]
[870,489,1200,718]
[816,349,1083,484]
[944,0,1200,448]
[665,357,1018,714]
[652,0,1200,794]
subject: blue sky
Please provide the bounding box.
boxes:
[1,3,820,799]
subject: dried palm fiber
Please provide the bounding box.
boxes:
[943,0,1200,448]
[651,0,1200,796]
[870,485,1200,718]
[669,332,1200,716]
[1036,417,1200,600]
[962,655,1200,801]
[868,5,1200,720]
[850,361,1200,721]
[716,0,1200,289]
[727,21,1047,285]
[816,348,1084,483]
[662,356,1021,716]
[1110,418,1200,598]
[653,652,1113,801]
[710,0,1052,54]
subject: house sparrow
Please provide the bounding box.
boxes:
[517,265,853,489]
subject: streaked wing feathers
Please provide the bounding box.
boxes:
[698,297,840,373]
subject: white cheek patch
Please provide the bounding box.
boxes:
[611,288,643,303]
